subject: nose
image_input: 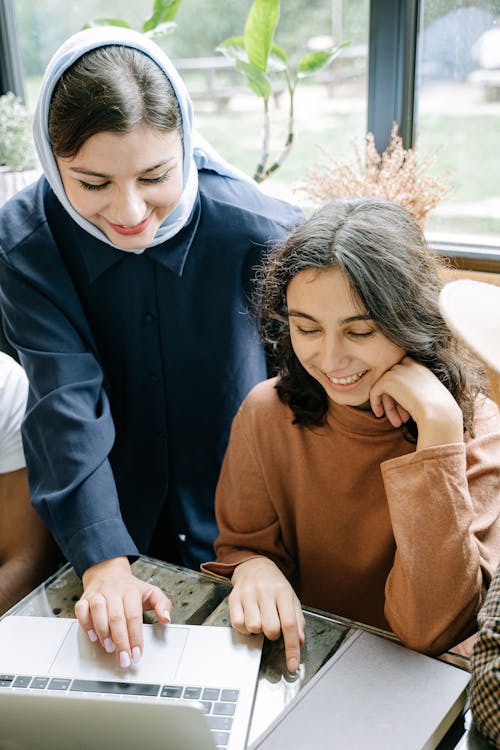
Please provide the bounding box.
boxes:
[318,335,350,373]
[110,186,146,227]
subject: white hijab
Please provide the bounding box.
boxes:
[33,26,251,253]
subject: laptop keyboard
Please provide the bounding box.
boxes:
[0,674,238,748]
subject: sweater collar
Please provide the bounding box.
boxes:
[326,400,400,437]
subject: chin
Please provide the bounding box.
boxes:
[108,232,153,251]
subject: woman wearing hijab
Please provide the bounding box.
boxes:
[0,27,302,668]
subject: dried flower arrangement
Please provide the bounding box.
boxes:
[301,123,450,227]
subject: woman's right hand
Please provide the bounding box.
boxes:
[229,557,305,673]
[75,556,172,668]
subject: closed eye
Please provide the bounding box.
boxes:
[140,171,171,185]
[347,330,375,339]
[296,327,321,336]
[79,181,109,191]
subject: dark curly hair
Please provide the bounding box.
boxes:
[259,197,486,439]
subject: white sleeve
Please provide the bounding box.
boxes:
[0,352,28,473]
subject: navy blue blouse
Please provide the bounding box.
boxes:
[0,170,303,576]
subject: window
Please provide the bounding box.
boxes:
[9,0,369,205]
[416,0,500,248]
[3,0,500,257]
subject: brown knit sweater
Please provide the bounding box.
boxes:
[202,377,500,655]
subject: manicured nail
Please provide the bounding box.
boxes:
[119,651,131,668]
[104,637,115,653]
[131,646,141,664]
[88,629,98,642]
[164,610,171,623]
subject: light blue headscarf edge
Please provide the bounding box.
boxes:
[33,26,251,254]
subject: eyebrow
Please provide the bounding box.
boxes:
[287,310,373,325]
[68,159,176,179]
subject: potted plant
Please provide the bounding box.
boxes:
[301,123,450,228]
[0,91,39,205]
[217,0,350,183]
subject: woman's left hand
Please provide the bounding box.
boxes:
[369,356,464,450]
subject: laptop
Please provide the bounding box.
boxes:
[248,629,470,750]
[0,615,263,750]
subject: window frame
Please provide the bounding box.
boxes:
[0,0,25,100]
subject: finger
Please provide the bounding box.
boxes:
[396,403,411,424]
[297,606,306,646]
[121,591,145,667]
[277,595,302,673]
[370,388,384,418]
[74,597,98,643]
[258,594,283,642]
[86,593,116,655]
[233,589,264,635]
[228,590,251,634]
[142,585,172,625]
[106,601,134,668]
[381,393,403,428]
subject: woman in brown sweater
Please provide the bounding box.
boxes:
[202,198,500,673]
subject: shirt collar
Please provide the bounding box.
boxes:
[47,185,201,282]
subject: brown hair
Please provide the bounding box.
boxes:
[259,197,486,438]
[48,45,181,157]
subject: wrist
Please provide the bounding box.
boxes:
[231,556,275,584]
[416,405,464,450]
[82,555,131,585]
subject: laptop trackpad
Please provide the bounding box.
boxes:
[52,622,190,682]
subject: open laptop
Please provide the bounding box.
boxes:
[248,629,470,750]
[0,615,263,750]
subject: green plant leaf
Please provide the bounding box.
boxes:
[244,0,280,72]
[216,36,248,64]
[296,41,350,78]
[143,0,183,32]
[268,43,288,73]
[82,18,133,29]
[144,22,177,38]
[236,60,272,98]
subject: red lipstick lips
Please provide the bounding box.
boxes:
[107,214,152,236]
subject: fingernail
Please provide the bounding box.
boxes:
[119,651,131,668]
[164,610,171,623]
[88,629,98,642]
[288,657,299,673]
[104,637,115,653]
[131,646,141,664]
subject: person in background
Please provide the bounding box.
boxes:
[0,26,302,667]
[202,198,500,674]
[439,278,500,749]
[0,351,58,614]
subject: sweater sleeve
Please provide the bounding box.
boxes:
[381,397,500,654]
[201,399,296,581]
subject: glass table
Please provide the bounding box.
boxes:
[4,556,493,749]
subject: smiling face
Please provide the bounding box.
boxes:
[56,124,183,251]
[287,266,406,409]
